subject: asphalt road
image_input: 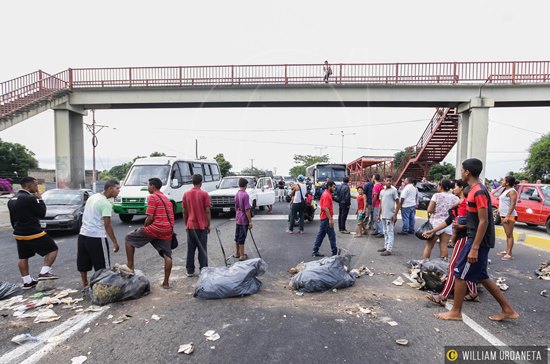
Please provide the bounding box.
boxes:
[0,200,549,364]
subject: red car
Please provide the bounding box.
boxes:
[490,183,550,234]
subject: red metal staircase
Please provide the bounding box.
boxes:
[393,107,459,184]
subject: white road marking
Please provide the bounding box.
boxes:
[444,302,507,347]
[0,309,106,364]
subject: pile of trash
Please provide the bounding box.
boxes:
[0,289,84,324]
[406,258,449,292]
[535,259,550,280]
[289,254,357,293]
[90,266,150,306]
[194,258,267,299]
[0,282,21,300]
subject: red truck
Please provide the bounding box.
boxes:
[490,183,550,234]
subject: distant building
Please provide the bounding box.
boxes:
[28,169,97,190]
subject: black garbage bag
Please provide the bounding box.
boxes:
[290,255,356,293]
[194,258,267,299]
[415,220,434,240]
[407,258,449,292]
[0,282,21,300]
[90,268,150,306]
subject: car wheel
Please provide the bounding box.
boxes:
[546,219,550,235]
[75,216,82,233]
[492,207,501,225]
[120,214,134,223]
[250,201,256,217]
[211,211,219,218]
[259,205,265,211]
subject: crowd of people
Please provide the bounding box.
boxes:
[7,158,521,321]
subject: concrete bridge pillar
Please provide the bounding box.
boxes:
[54,109,86,188]
[455,97,494,181]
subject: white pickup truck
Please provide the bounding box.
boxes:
[209,176,276,216]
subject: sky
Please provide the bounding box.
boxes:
[1,0,549,179]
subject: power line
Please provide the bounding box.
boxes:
[154,118,428,133]
[489,119,545,135]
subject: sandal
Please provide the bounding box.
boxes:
[501,254,513,261]
[497,251,507,256]
[239,254,249,261]
[426,294,447,307]
[464,294,480,302]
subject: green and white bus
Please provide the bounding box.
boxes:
[113,156,220,222]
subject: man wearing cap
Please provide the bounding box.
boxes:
[287,175,307,234]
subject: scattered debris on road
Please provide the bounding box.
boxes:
[112,314,132,324]
[496,277,509,291]
[395,339,408,346]
[535,260,550,280]
[541,289,548,298]
[11,333,40,345]
[151,314,161,321]
[204,330,220,341]
[178,343,194,354]
[70,355,87,364]
[388,321,398,326]
[36,280,57,292]
[288,263,305,275]
[34,308,61,323]
[91,267,150,306]
[434,328,441,333]
[406,259,448,292]
[350,266,374,278]
[392,277,404,286]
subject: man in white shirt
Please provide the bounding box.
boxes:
[395,177,418,235]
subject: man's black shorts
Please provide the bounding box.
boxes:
[16,235,58,260]
[235,224,248,245]
[77,235,111,272]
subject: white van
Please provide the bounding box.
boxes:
[113,156,220,222]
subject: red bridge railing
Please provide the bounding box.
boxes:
[2,61,550,118]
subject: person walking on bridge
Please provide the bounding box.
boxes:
[8,177,59,289]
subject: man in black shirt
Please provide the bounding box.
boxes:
[337,177,351,233]
[7,177,59,289]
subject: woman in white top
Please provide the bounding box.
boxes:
[498,176,518,261]
[422,179,459,260]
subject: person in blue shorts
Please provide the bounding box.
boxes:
[435,158,518,322]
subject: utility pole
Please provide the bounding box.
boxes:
[250,159,255,169]
[330,130,356,163]
[195,139,198,159]
[84,110,108,193]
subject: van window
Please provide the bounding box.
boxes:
[203,164,213,182]
[171,164,182,185]
[211,164,220,181]
[178,162,192,184]
[192,163,203,176]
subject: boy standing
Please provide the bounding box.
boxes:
[234,178,253,260]
[436,158,518,321]
[78,180,120,288]
[377,176,398,256]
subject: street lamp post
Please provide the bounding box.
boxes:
[84,110,108,193]
[330,130,356,163]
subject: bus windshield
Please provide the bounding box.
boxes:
[317,166,346,182]
[125,165,170,186]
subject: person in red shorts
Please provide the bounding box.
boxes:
[435,158,518,321]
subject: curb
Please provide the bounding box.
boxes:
[415,210,550,252]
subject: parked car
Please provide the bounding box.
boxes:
[209,176,276,216]
[416,182,438,210]
[490,183,550,234]
[39,189,93,232]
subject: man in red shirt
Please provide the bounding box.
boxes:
[183,174,211,277]
[125,178,175,289]
[312,181,338,257]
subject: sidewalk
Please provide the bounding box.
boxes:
[415,209,550,252]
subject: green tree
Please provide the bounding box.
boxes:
[428,162,456,182]
[506,170,529,182]
[289,154,330,177]
[393,146,415,170]
[214,153,233,177]
[240,167,272,177]
[0,138,38,178]
[524,133,550,181]
[149,151,166,157]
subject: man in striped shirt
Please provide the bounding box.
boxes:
[125,178,175,289]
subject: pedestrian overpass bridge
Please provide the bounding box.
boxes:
[1,61,549,187]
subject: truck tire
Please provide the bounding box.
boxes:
[120,214,134,223]
[250,201,256,217]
